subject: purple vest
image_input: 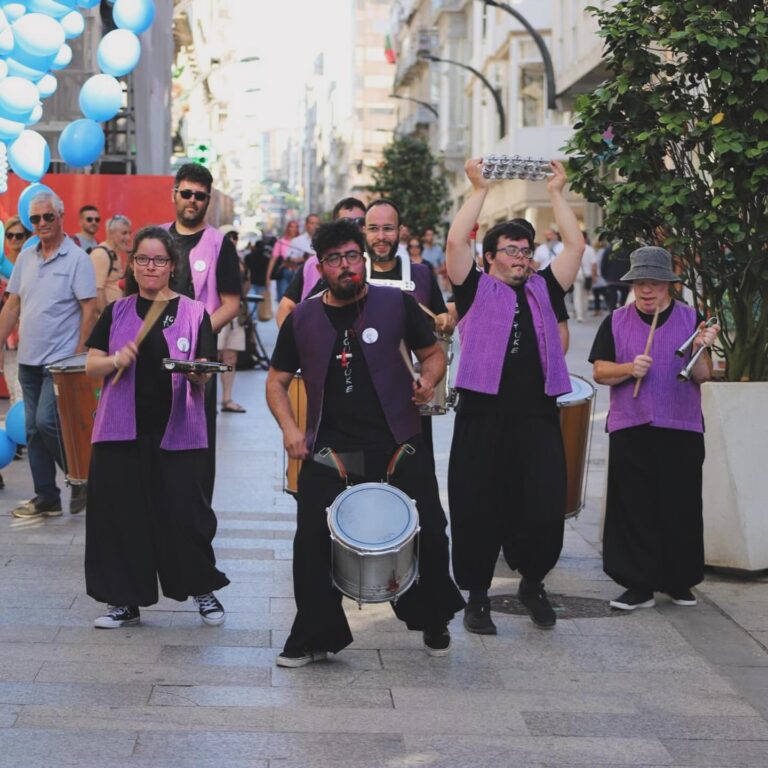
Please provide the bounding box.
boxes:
[407,261,432,306]
[301,256,320,301]
[455,271,571,397]
[292,284,420,453]
[608,301,702,434]
[164,222,223,315]
[91,294,208,450]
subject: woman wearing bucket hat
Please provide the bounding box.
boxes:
[588,246,719,611]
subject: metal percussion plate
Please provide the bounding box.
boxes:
[557,373,595,407]
[46,353,88,372]
[328,483,418,553]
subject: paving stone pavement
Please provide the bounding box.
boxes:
[0,305,765,767]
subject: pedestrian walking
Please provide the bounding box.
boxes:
[267,220,300,303]
[90,214,132,313]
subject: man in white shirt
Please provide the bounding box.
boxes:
[573,231,598,322]
[533,227,563,271]
[288,214,320,264]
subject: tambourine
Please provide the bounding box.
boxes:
[161,359,233,374]
[481,155,552,181]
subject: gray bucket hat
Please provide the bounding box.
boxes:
[620,246,681,282]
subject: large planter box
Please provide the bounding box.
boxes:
[702,381,768,571]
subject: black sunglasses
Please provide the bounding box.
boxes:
[29,213,57,225]
[175,188,210,202]
[85,216,100,223]
[341,216,366,229]
[5,232,26,241]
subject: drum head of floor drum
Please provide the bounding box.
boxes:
[557,373,595,406]
[46,352,88,372]
[328,483,418,552]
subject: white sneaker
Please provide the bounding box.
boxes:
[194,593,225,626]
[94,605,140,628]
[276,650,328,668]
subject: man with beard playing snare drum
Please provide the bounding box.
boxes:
[266,220,464,667]
[446,159,584,633]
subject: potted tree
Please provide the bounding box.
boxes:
[565,0,768,570]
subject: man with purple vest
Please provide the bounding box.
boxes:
[590,246,719,611]
[124,164,242,502]
[445,159,584,633]
[266,220,465,667]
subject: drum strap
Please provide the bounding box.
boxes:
[386,443,415,483]
[313,447,351,483]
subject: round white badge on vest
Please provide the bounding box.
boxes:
[177,337,190,353]
[362,328,379,344]
[193,259,206,272]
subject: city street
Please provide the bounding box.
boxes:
[0,309,765,767]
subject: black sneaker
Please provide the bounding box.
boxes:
[94,605,140,629]
[423,626,451,657]
[276,649,328,668]
[69,483,87,515]
[463,601,497,635]
[667,589,697,607]
[518,578,556,629]
[194,592,225,626]
[609,589,655,611]
[11,496,62,518]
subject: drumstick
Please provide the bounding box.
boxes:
[399,340,420,382]
[112,299,169,384]
[633,303,660,398]
[418,302,438,321]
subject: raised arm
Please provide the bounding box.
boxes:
[549,160,585,292]
[445,158,490,286]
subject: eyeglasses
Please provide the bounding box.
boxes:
[175,188,210,202]
[320,250,364,267]
[340,216,366,229]
[365,225,397,235]
[496,245,533,258]
[5,232,26,241]
[29,213,57,225]
[133,255,171,267]
[85,216,100,223]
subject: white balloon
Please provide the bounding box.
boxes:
[61,10,84,39]
[6,58,47,83]
[0,115,24,142]
[97,29,141,77]
[27,0,77,18]
[13,14,66,58]
[8,128,51,182]
[27,102,43,124]
[0,28,11,56]
[2,4,27,23]
[0,76,39,121]
[0,61,7,82]
[51,43,72,70]
[36,73,57,99]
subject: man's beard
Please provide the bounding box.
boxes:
[366,239,398,263]
[177,204,208,228]
[328,273,365,300]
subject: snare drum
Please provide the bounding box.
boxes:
[284,374,307,494]
[47,354,102,485]
[327,482,420,605]
[418,331,454,416]
[557,374,596,518]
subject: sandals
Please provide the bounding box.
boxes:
[221,400,246,413]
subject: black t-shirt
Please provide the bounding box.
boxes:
[283,258,447,315]
[452,266,569,416]
[271,292,436,451]
[588,303,702,363]
[86,296,217,435]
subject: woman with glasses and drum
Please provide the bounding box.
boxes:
[267,219,464,667]
[84,226,229,630]
[589,246,719,612]
[90,215,132,313]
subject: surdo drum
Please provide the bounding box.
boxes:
[327,482,420,606]
[557,374,596,519]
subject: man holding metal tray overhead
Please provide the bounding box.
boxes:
[266,219,464,668]
[445,157,584,634]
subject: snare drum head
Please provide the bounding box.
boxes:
[557,374,595,406]
[46,353,88,372]
[328,482,418,552]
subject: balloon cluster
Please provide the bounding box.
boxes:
[0,400,26,469]
[0,0,155,191]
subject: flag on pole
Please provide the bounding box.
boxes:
[384,33,396,64]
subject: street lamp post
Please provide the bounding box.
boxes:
[419,54,506,139]
[478,0,556,110]
[388,93,439,119]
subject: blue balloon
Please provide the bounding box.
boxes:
[0,253,11,280]
[0,76,39,121]
[0,115,25,141]
[113,0,155,35]
[27,1,76,18]
[97,29,140,77]
[60,10,84,39]
[8,129,50,182]
[1,5,27,24]
[18,182,53,230]
[79,74,122,122]
[12,13,66,57]
[76,0,101,8]
[58,118,104,166]
[5,401,26,446]
[25,235,39,249]
[0,430,16,467]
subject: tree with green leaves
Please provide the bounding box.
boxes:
[368,135,450,237]
[566,0,768,381]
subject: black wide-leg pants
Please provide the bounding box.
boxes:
[603,425,705,593]
[85,434,229,607]
[283,441,465,656]
[448,410,566,590]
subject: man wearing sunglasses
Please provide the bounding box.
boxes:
[266,220,464,667]
[0,191,97,518]
[275,197,367,327]
[445,158,584,634]
[74,205,101,254]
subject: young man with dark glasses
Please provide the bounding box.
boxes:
[74,205,101,254]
